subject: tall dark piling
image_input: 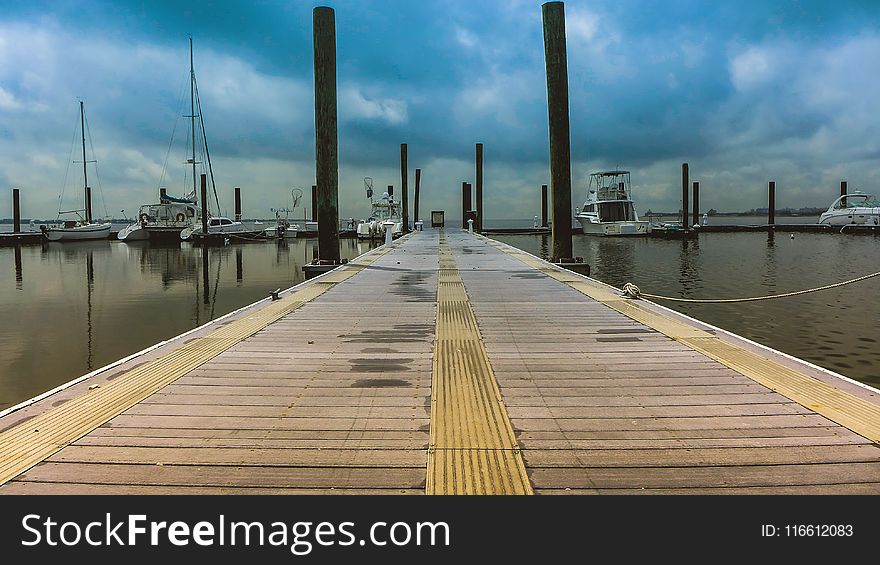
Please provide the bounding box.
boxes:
[85,186,92,223]
[681,163,689,232]
[768,181,776,226]
[541,184,548,228]
[160,187,167,201]
[234,186,242,221]
[841,180,847,207]
[401,143,409,232]
[12,188,21,234]
[311,185,317,221]
[414,168,421,226]
[542,1,573,261]
[313,6,340,263]
[200,174,208,236]
[475,143,484,232]
[462,182,472,228]
[692,181,700,228]
[388,185,394,197]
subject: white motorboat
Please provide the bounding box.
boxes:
[818,191,880,227]
[42,100,111,242]
[575,170,651,236]
[180,216,265,241]
[357,178,403,240]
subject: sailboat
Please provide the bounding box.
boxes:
[42,101,112,241]
[120,38,251,243]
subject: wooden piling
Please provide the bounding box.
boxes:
[542,1,573,261]
[476,143,483,232]
[200,174,208,236]
[401,143,409,232]
[85,186,92,224]
[12,188,21,234]
[841,180,847,208]
[311,185,317,221]
[462,182,472,229]
[681,163,689,232]
[414,168,421,226]
[541,184,549,228]
[313,6,340,263]
[768,181,776,226]
[692,181,700,228]
[234,187,242,221]
[387,184,393,197]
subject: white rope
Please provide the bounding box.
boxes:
[621,270,880,303]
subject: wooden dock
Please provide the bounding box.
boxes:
[2,228,879,494]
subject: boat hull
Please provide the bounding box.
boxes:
[577,217,651,236]
[44,223,112,241]
[818,209,880,226]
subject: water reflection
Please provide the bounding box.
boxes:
[14,246,22,290]
[0,237,379,410]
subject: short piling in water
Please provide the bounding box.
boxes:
[541,184,549,228]
[313,5,340,263]
[401,143,409,232]
[542,1,573,261]
[200,174,208,236]
[388,184,393,197]
[475,143,483,232]
[234,187,242,221]
[462,182,472,229]
[681,163,689,233]
[414,168,421,227]
[85,186,92,224]
[768,181,776,226]
[841,180,847,208]
[12,188,21,234]
[692,181,700,229]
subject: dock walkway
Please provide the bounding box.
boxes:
[2,229,879,494]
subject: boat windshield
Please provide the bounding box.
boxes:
[834,194,878,209]
[598,202,636,222]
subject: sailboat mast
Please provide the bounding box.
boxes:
[80,100,89,221]
[190,36,198,207]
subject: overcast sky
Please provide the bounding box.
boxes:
[1,0,878,221]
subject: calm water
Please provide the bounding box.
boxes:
[493,230,880,388]
[0,237,378,410]
[4,217,877,410]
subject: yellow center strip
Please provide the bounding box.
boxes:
[427,233,533,495]
[0,245,394,486]
[482,236,880,443]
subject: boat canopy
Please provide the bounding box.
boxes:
[161,194,197,204]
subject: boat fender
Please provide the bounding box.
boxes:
[176,213,186,222]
